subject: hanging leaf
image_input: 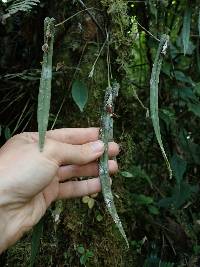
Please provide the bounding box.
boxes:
[99,82,129,247]
[150,34,172,178]
[170,153,187,185]
[37,17,55,151]
[72,80,88,112]
[30,218,44,267]
[182,8,191,55]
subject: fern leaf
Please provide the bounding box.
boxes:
[3,0,40,19]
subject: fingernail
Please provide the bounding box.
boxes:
[91,141,104,153]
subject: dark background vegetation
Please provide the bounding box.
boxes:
[0,0,200,266]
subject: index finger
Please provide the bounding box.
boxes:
[46,128,99,145]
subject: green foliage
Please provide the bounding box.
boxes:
[158,181,198,209]
[158,153,198,209]
[76,245,94,266]
[144,254,174,267]
[170,153,187,185]
[3,0,40,21]
[72,80,88,112]
[133,194,159,215]
[82,196,95,209]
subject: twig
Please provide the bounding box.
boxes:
[133,90,149,117]
[76,0,105,36]
[137,21,160,42]
[88,37,108,78]
[55,7,94,27]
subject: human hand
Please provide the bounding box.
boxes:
[0,128,119,253]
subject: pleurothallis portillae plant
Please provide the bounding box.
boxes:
[2,1,200,266]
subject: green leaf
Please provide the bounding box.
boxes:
[30,218,44,267]
[120,171,134,178]
[72,80,88,112]
[188,103,200,117]
[158,182,198,209]
[158,196,174,208]
[159,108,175,131]
[194,82,200,96]
[148,205,159,215]
[85,250,94,258]
[173,87,197,103]
[182,8,192,55]
[128,166,152,187]
[174,71,194,86]
[144,254,174,267]
[134,194,154,205]
[170,153,187,185]
[3,0,40,21]
[171,182,198,209]
[197,39,200,74]
[87,198,95,209]
[150,34,172,178]
[4,126,11,140]
[96,214,103,222]
[82,196,90,204]
[80,254,87,265]
[179,129,200,165]
[77,245,85,254]
[37,17,55,151]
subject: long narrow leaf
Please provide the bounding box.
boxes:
[37,17,55,151]
[99,82,129,247]
[150,34,172,178]
[182,8,191,55]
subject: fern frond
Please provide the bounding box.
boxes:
[4,0,40,18]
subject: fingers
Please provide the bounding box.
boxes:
[58,160,118,181]
[46,128,99,145]
[58,178,102,199]
[45,139,119,165]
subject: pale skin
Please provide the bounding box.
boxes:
[0,128,119,253]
